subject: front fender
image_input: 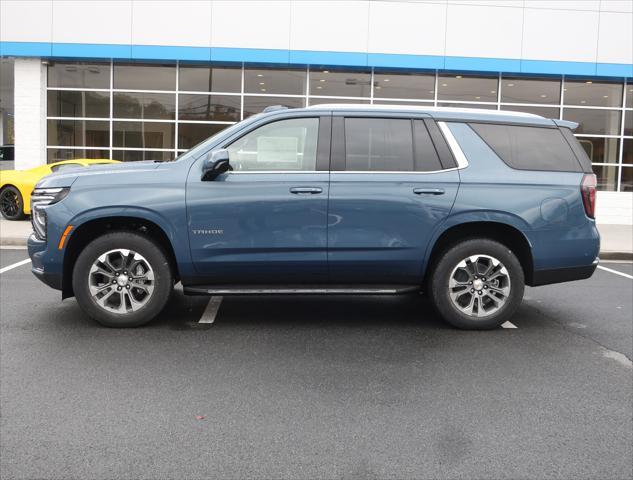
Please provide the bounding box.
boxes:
[65,206,195,279]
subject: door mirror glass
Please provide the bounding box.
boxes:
[201,149,231,181]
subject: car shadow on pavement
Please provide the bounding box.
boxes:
[153,288,452,331]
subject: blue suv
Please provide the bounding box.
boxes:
[28,105,600,329]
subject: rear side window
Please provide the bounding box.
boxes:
[414,120,443,171]
[559,127,593,173]
[469,123,583,172]
[345,118,414,171]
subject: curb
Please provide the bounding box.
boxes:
[600,251,633,261]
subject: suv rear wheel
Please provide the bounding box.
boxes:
[72,231,173,327]
[429,238,525,330]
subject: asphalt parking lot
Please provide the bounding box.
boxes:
[1,247,632,480]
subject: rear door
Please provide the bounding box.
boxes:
[327,114,460,284]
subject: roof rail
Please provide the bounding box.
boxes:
[262,105,289,113]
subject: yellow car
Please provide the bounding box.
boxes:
[0,159,119,220]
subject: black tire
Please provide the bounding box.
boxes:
[428,238,525,330]
[0,186,26,220]
[72,231,173,327]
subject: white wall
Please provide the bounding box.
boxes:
[1,0,632,65]
[13,59,46,170]
[596,192,633,225]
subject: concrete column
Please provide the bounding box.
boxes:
[14,58,46,170]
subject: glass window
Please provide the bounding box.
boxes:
[626,84,632,108]
[179,65,241,93]
[373,71,435,100]
[244,68,306,96]
[563,108,621,135]
[48,62,110,89]
[621,167,632,191]
[113,92,175,120]
[178,123,228,150]
[345,118,414,171]
[113,121,175,149]
[592,164,618,191]
[111,150,175,162]
[310,69,371,98]
[414,120,443,171]
[563,80,623,108]
[47,90,110,118]
[624,111,632,136]
[500,105,560,119]
[47,148,110,162]
[47,120,110,147]
[500,77,561,105]
[469,123,581,172]
[576,137,620,164]
[437,103,497,110]
[227,118,319,171]
[243,96,305,118]
[623,138,632,165]
[308,97,370,106]
[438,75,497,102]
[178,94,240,122]
[113,63,176,91]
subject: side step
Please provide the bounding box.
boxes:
[183,285,420,296]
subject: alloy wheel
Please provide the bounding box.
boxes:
[0,189,19,218]
[88,249,155,314]
[448,254,511,317]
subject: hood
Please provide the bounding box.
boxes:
[35,161,162,189]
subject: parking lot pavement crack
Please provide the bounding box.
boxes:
[526,302,633,367]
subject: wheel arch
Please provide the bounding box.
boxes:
[424,220,535,286]
[62,215,180,299]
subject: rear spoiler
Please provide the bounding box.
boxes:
[553,119,579,131]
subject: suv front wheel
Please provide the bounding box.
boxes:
[429,238,525,330]
[72,231,173,327]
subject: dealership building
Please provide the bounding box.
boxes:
[0,0,631,221]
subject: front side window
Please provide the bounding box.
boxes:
[227,118,319,171]
[344,118,414,171]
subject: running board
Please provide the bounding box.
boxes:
[183,285,420,296]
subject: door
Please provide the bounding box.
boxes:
[328,115,460,284]
[186,116,331,284]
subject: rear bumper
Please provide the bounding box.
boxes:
[531,258,599,287]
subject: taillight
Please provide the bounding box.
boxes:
[581,174,597,219]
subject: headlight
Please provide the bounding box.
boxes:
[30,187,70,240]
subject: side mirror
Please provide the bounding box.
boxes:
[201,149,231,181]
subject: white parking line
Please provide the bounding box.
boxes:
[0,258,31,274]
[199,296,223,324]
[501,321,517,329]
[597,265,633,280]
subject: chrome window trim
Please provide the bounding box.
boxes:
[437,121,469,169]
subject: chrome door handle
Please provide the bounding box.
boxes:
[413,188,445,195]
[290,187,323,194]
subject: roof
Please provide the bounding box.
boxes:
[300,104,558,127]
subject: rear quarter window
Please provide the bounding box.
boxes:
[469,123,583,172]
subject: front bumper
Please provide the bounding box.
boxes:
[27,233,63,290]
[531,258,599,287]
